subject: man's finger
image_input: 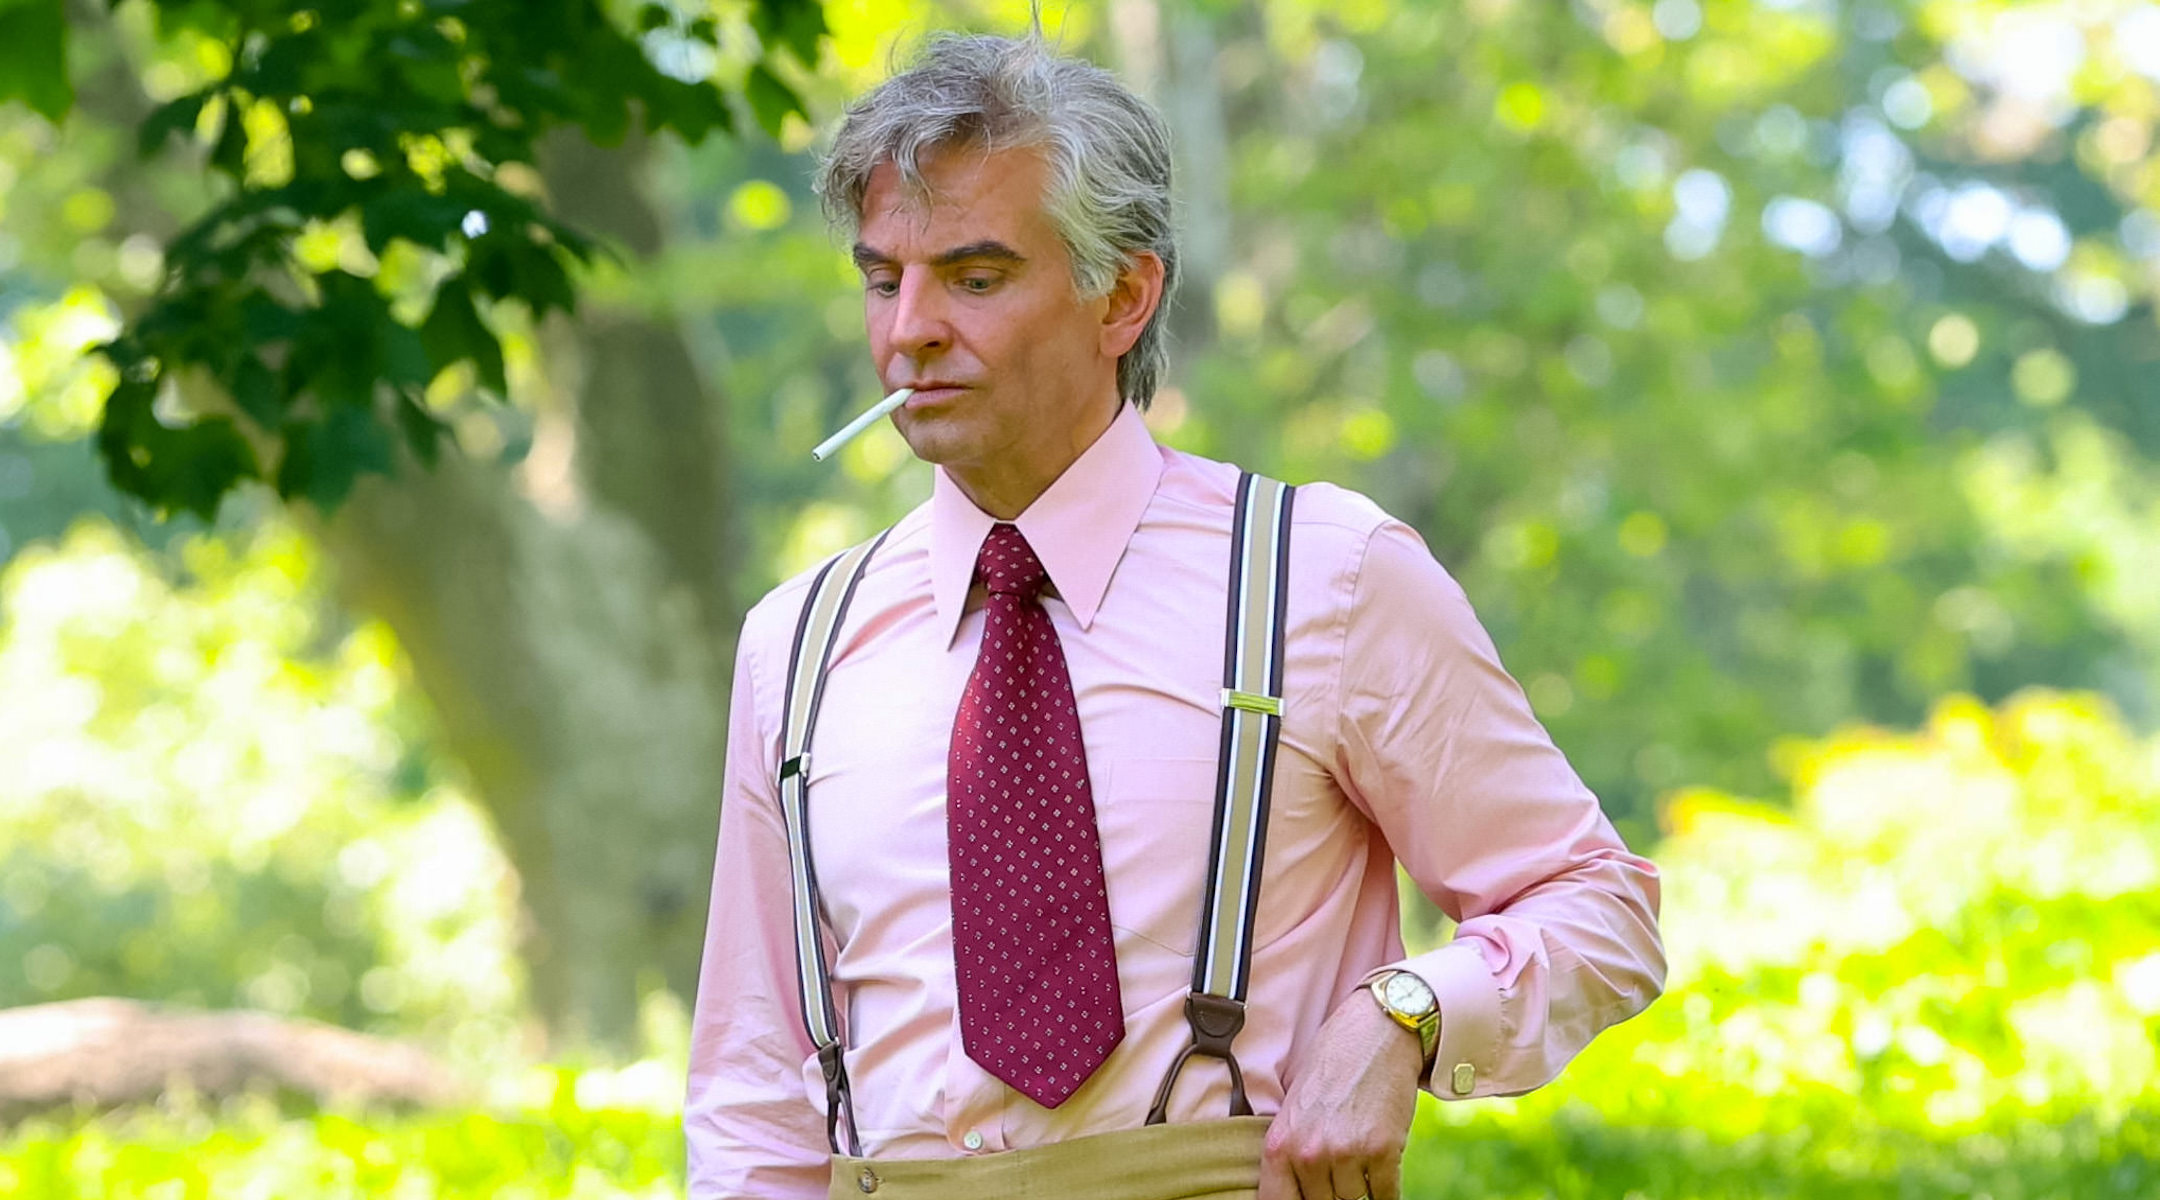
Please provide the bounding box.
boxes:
[1368,1151,1404,1200]
[1291,1153,1338,1200]
[1255,1145,1294,1200]
[1328,1160,1369,1199]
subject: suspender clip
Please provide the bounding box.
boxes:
[1220,688,1284,717]
[780,753,810,782]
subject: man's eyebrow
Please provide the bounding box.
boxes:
[931,240,1026,267]
[850,241,1027,269]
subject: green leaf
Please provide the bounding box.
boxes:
[508,244,577,318]
[152,417,260,521]
[276,404,394,511]
[361,189,467,254]
[94,373,260,519]
[209,99,247,176]
[749,0,825,66]
[95,377,159,493]
[743,63,800,138]
[0,0,72,122]
[419,279,506,396]
[232,355,283,426]
[393,391,451,467]
[240,294,304,345]
[139,91,209,156]
[380,320,431,388]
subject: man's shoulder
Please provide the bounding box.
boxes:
[1155,442,1404,545]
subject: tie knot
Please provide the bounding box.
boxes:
[976,524,1048,599]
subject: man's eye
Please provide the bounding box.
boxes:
[866,279,898,296]
[959,276,998,293]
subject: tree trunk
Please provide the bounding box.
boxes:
[313,126,735,1054]
[1111,0,1233,356]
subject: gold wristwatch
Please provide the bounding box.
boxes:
[1365,968,1440,1076]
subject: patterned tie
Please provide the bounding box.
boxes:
[947,523,1125,1108]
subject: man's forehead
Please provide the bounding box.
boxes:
[859,143,1049,225]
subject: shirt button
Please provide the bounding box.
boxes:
[1450,1063,1476,1097]
[962,1130,985,1151]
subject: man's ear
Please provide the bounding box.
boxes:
[1099,252,1166,360]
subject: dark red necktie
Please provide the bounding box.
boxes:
[948,523,1125,1108]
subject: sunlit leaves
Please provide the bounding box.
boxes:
[33,0,830,520]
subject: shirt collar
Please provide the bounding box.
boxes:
[930,402,1165,646]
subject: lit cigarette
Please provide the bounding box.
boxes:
[811,388,914,462]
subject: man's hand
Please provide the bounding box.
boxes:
[1256,990,1424,1200]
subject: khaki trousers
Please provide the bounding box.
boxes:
[827,1115,1271,1200]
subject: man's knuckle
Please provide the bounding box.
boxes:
[1288,1142,1333,1169]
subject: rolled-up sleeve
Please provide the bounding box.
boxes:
[1333,521,1665,1099]
[685,605,831,1199]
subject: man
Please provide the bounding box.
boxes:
[686,32,1664,1200]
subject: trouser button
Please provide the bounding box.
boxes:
[857,1167,879,1193]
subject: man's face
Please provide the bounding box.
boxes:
[853,145,1142,517]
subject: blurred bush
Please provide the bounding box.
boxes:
[1402,688,2160,1197]
[0,518,530,1072]
[5,684,2153,1195]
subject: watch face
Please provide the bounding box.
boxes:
[1382,971,1435,1016]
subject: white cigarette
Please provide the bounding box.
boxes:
[811,388,914,462]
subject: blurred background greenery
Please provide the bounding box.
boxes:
[1,0,2156,1195]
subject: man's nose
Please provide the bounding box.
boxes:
[886,269,952,359]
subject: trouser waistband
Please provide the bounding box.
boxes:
[826,1115,1271,1200]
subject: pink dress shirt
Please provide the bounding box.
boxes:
[685,405,1665,1197]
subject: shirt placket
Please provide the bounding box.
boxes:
[942,1005,1008,1154]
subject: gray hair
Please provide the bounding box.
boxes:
[815,33,1179,408]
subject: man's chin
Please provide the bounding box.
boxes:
[893,413,970,466]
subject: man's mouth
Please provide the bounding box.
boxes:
[901,383,967,406]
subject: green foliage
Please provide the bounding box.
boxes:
[678,0,2160,836]
[1394,688,2160,1195]
[0,0,71,122]
[0,520,528,1062]
[6,689,2155,1196]
[1400,1101,2160,1199]
[15,0,828,519]
[0,1091,686,1199]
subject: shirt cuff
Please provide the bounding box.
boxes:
[1374,943,1502,1100]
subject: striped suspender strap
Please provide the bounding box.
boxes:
[1147,471,1296,1125]
[776,531,886,1157]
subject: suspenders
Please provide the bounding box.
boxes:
[776,530,888,1157]
[1146,472,1295,1124]
[774,473,1295,1153]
